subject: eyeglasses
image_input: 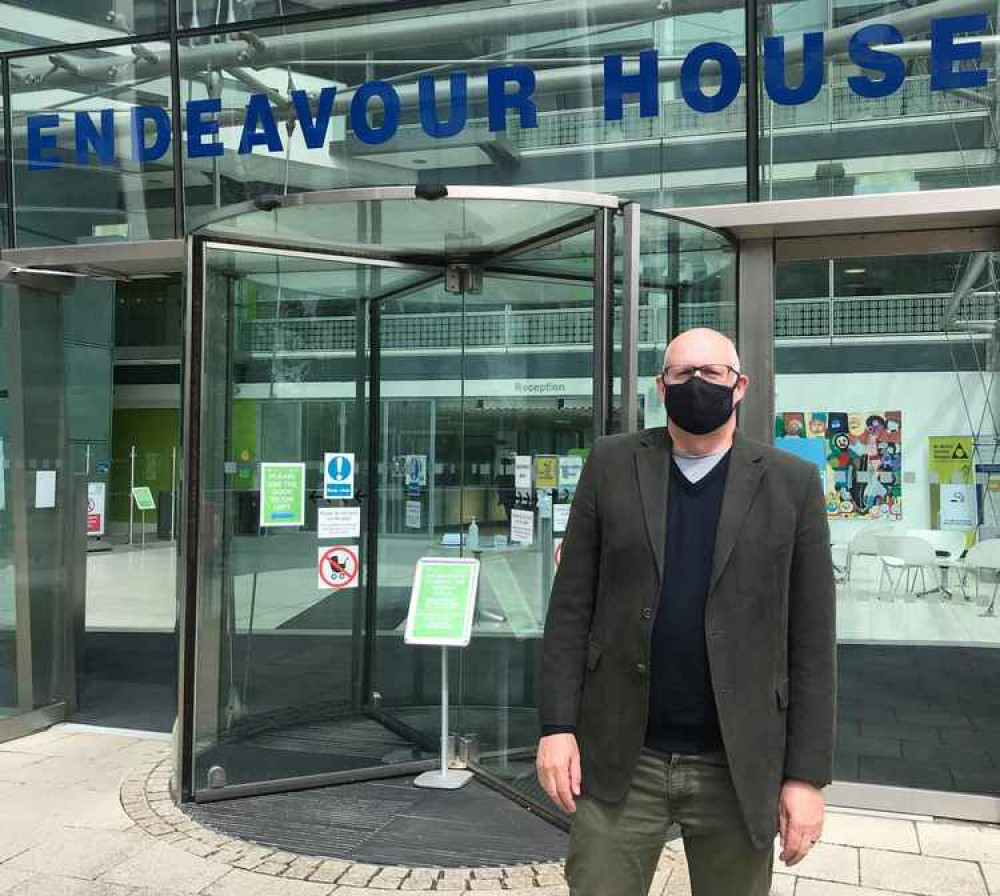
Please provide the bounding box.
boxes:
[660,364,741,386]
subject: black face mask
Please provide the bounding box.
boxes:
[664,377,736,435]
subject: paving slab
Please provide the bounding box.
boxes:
[860,848,987,896]
[769,874,796,894]
[982,862,1000,894]
[795,882,904,895]
[3,827,147,881]
[4,875,137,896]
[0,868,33,896]
[917,821,1000,863]
[99,840,230,893]
[208,867,339,895]
[822,811,920,853]
[773,843,860,884]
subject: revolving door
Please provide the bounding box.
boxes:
[175,186,736,817]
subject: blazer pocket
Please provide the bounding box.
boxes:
[586,640,603,671]
[776,677,790,711]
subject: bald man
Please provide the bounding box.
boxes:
[538,328,836,896]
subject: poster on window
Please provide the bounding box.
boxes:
[87,482,106,536]
[775,411,902,520]
[510,508,535,545]
[939,484,977,530]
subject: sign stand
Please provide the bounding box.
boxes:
[414,647,473,790]
[404,556,480,792]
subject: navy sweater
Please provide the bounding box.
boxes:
[644,453,730,755]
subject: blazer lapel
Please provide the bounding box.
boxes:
[635,427,671,582]
[710,432,766,594]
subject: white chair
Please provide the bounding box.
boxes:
[905,528,969,599]
[875,535,943,599]
[845,524,892,585]
[957,538,1000,616]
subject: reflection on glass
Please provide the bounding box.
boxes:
[0,301,13,716]
[9,41,175,247]
[634,212,736,429]
[193,246,385,790]
[178,0,746,223]
[775,249,1000,798]
[760,1,1000,200]
[0,2,167,50]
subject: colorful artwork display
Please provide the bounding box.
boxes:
[775,411,903,520]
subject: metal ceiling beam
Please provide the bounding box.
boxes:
[10,0,672,89]
[941,251,991,330]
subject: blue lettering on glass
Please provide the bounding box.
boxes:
[291,87,337,148]
[27,113,60,170]
[681,42,741,113]
[487,65,537,132]
[75,109,115,165]
[186,98,224,158]
[131,106,171,162]
[604,50,659,121]
[419,73,468,138]
[351,80,401,145]
[931,13,988,91]
[239,93,284,154]
[848,24,906,99]
[21,15,996,170]
[764,32,824,105]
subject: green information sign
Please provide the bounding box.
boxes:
[259,462,306,528]
[131,486,156,512]
[404,557,480,647]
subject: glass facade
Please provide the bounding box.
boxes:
[0,0,991,246]
[775,244,1000,798]
[0,0,996,823]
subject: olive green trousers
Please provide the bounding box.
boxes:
[565,750,773,896]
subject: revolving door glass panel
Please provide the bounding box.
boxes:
[192,242,444,795]
[186,188,618,804]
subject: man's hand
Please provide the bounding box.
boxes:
[536,733,582,813]
[779,780,825,866]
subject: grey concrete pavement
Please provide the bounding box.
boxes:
[0,724,997,895]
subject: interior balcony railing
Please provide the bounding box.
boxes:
[236,292,997,360]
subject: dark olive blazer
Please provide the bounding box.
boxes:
[541,427,837,849]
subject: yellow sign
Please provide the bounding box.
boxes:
[928,436,974,485]
[534,456,558,490]
[928,436,975,540]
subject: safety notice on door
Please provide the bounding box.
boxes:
[317,506,361,540]
[318,545,360,590]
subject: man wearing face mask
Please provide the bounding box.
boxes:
[537,328,836,896]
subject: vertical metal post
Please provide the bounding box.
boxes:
[621,203,641,433]
[745,0,761,203]
[84,444,91,476]
[737,238,776,442]
[428,399,437,536]
[174,236,205,803]
[170,445,178,541]
[129,445,136,545]
[592,209,614,438]
[440,646,449,778]
[2,59,17,248]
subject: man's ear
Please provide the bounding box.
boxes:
[734,375,750,404]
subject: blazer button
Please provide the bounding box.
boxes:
[636,663,647,675]
[641,608,652,619]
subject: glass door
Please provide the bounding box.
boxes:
[189,240,444,798]
[0,276,90,743]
